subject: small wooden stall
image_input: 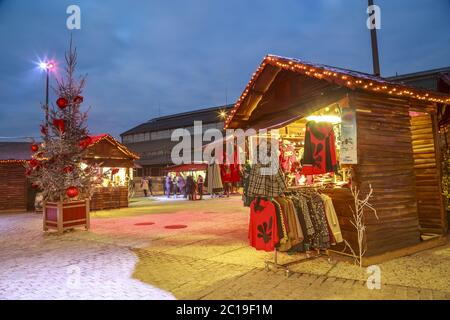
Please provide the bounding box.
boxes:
[82,134,139,210]
[0,160,28,212]
[0,136,138,213]
[0,142,33,212]
[225,55,450,265]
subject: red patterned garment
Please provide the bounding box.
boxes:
[301,121,337,175]
[220,148,241,183]
[249,198,280,251]
[279,143,298,173]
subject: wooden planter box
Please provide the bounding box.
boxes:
[43,200,90,233]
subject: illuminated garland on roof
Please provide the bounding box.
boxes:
[0,159,27,164]
[224,55,450,129]
[85,134,140,160]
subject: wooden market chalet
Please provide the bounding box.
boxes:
[226,54,450,264]
[0,134,138,212]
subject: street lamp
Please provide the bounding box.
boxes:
[39,61,55,130]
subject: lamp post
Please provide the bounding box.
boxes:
[39,61,55,129]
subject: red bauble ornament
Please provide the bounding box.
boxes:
[73,96,84,104]
[31,144,39,152]
[66,186,79,198]
[63,166,73,173]
[31,183,39,189]
[111,168,119,175]
[56,97,68,109]
[53,119,65,134]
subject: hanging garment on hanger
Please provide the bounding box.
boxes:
[275,197,304,249]
[247,164,288,197]
[206,159,224,194]
[279,143,297,173]
[307,193,331,249]
[320,193,343,244]
[301,121,337,175]
[293,195,315,237]
[241,163,254,207]
[272,199,288,245]
[248,198,280,252]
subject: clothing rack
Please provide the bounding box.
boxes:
[287,186,359,264]
[265,247,332,277]
[263,187,333,277]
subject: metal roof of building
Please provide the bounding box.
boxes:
[0,142,32,161]
[120,104,233,136]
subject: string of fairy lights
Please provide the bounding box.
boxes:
[224,55,450,129]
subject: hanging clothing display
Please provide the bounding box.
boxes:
[279,142,298,173]
[301,121,337,175]
[320,193,343,244]
[248,198,280,252]
[248,189,342,252]
[247,164,288,197]
[220,148,241,184]
[241,162,254,207]
[206,158,223,194]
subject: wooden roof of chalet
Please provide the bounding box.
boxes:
[224,55,450,129]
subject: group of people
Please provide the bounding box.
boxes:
[140,174,205,200]
[164,174,204,200]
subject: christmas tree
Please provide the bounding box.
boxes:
[26,41,99,202]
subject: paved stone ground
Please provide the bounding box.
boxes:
[0,196,449,300]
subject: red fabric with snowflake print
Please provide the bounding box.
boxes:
[248,198,280,251]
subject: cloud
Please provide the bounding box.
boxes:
[0,0,449,138]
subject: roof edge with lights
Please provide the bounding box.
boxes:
[224,54,450,128]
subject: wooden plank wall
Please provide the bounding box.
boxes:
[321,188,359,251]
[0,163,27,212]
[90,186,128,211]
[410,114,444,234]
[350,92,421,256]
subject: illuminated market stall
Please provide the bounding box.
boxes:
[82,134,139,210]
[0,134,138,213]
[226,55,450,265]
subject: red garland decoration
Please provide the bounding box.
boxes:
[53,119,65,134]
[56,97,69,109]
[63,166,73,173]
[73,96,84,104]
[66,186,79,198]
[29,159,40,168]
[31,144,39,152]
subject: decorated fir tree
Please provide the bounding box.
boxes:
[26,42,99,202]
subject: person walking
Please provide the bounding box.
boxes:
[147,176,153,196]
[141,177,149,197]
[197,175,204,200]
[177,174,186,198]
[165,174,173,198]
[172,176,179,198]
[186,175,195,200]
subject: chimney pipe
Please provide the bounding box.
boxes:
[368,0,381,76]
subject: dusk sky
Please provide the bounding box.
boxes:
[0,0,449,139]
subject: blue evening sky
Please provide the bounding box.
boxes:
[0,0,449,138]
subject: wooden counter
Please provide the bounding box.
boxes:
[90,186,128,211]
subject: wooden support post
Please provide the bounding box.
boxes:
[57,202,63,234]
